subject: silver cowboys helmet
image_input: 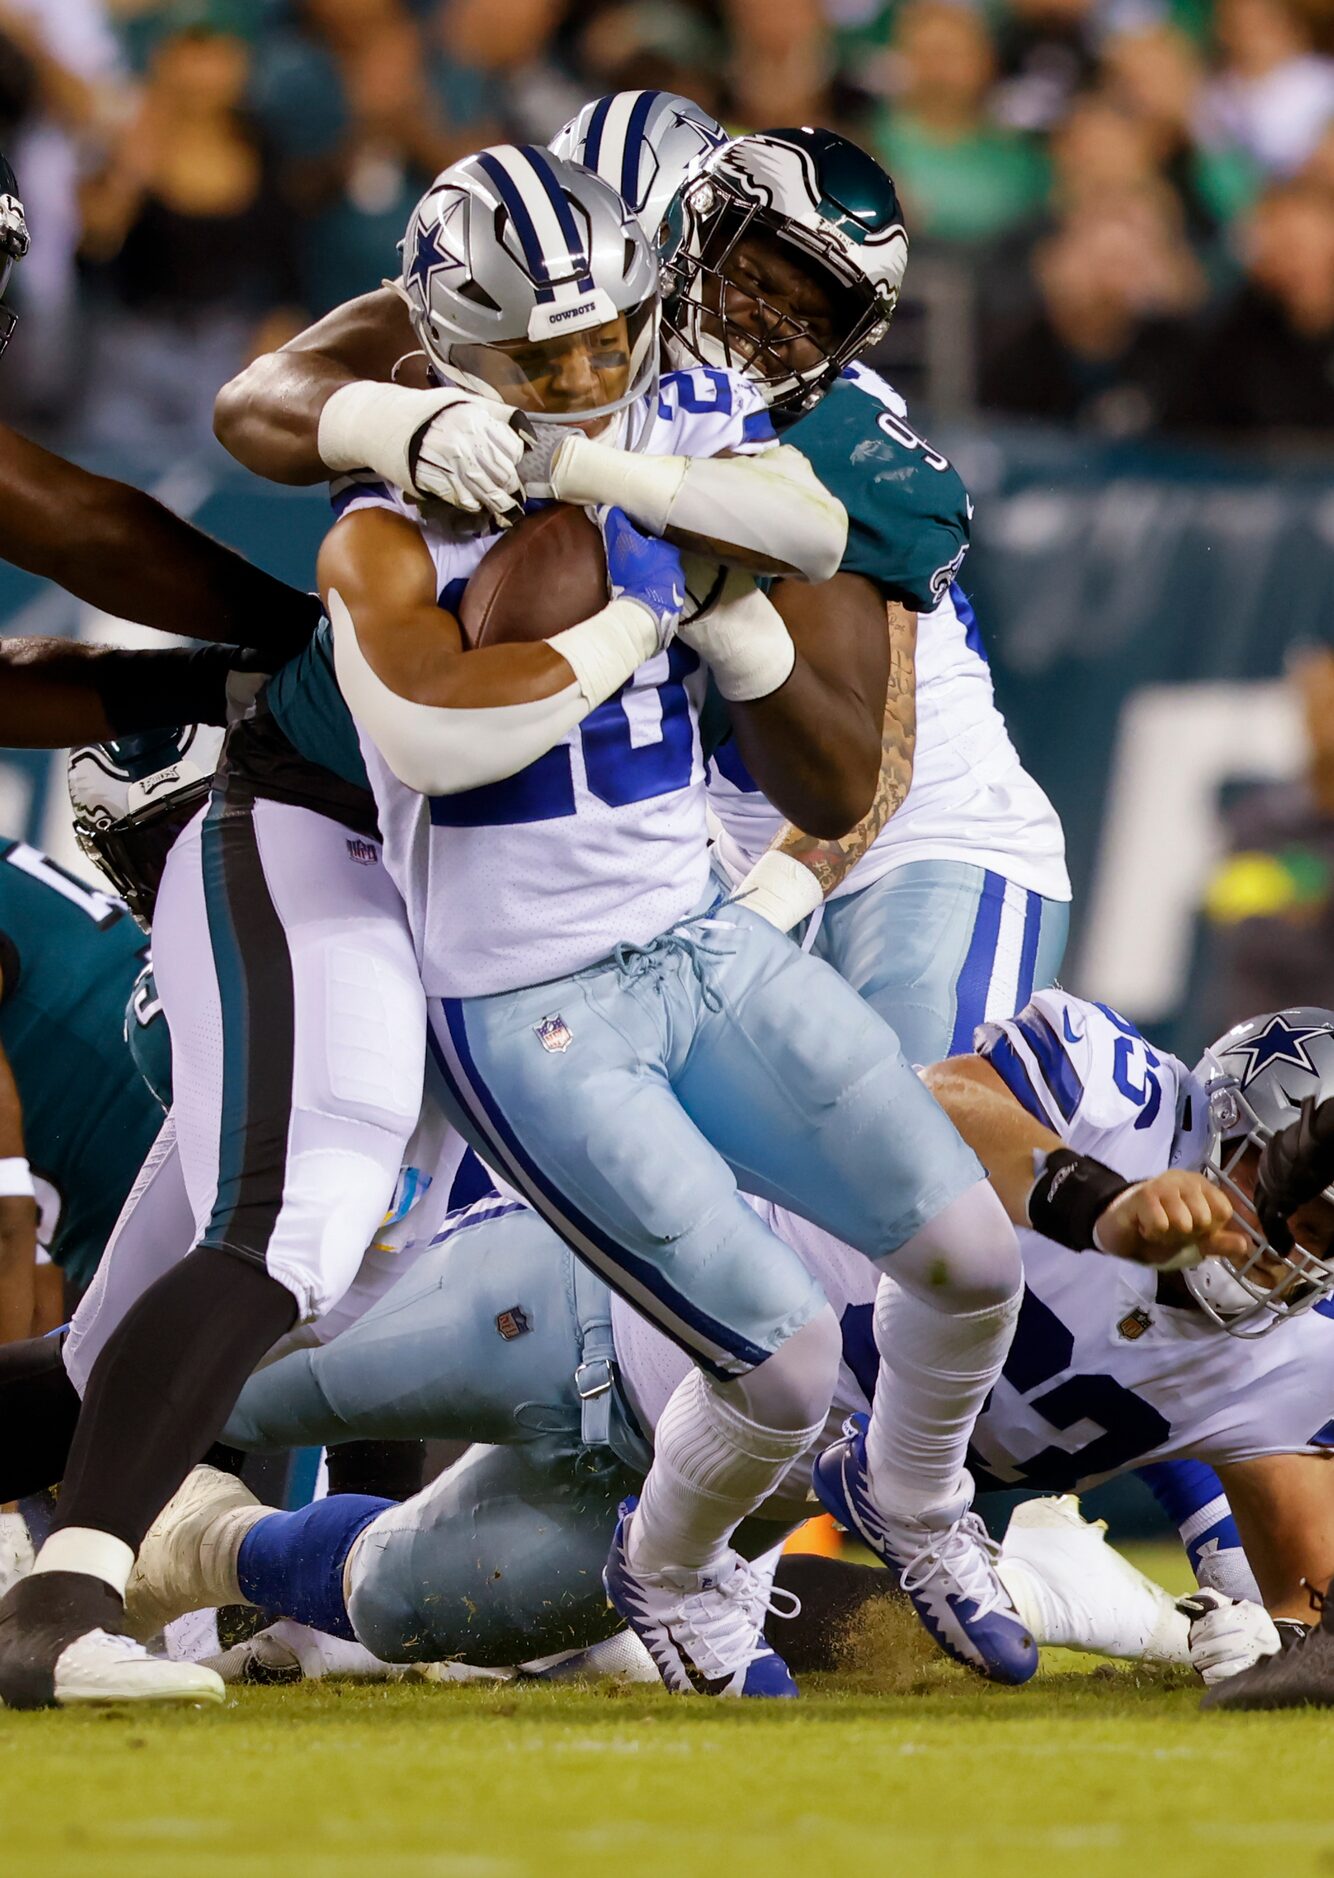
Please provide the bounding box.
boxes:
[1190,1007,1334,1336]
[664,126,909,412]
[551,90,728,268]
[68,725,223,930]
[399,143,659,436]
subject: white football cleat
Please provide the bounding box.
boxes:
[604,1499,800,1697]
[520,1627,660,1685]
[204,1617,515,1687]
[998,1494,1190,1663]
[126,1466,268,1641]
[206,1618,399,1685]
[51,1629,225,1706]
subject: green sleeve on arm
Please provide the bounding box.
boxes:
[782,378,970,612]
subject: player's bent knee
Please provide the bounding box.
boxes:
[727,1302,842,1433]
[346,1537,619,1667]
[891,1179,1023,1313]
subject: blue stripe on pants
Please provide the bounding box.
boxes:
[947,869,1006,1054]
[1017,889,1043,1010]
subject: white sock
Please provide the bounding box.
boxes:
[628,1368,823,1579]
[31,1526,134,1598]
[865,1274,1021,1521]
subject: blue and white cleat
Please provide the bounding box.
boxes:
[603,1498,799,1698]
[812,1415,1038,1685]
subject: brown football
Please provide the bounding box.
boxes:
[458,505,609,649]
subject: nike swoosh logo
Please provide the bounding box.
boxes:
[1062,1010,1083,1044]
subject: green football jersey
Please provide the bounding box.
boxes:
[0,838,170,1290]
[779,364,971,612]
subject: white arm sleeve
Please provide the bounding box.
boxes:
[318,381,470,488]
[678,568,796,701]
[551,438,848,583]
[328,589,657,797]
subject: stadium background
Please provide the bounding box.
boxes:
[1,0,1332,1536]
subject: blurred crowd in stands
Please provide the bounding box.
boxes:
[2,0,1333,459]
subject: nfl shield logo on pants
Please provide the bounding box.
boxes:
[534,1013,573,1054]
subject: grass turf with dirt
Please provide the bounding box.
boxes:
[2,1547,1332,1878]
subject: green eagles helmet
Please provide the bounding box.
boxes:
[664,127,908,413]
[68,725,223,930]
[0,150,30,358]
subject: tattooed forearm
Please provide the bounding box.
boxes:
[771,601,917,899]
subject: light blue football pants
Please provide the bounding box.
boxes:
[225,1197,654,1664]
[427,898,984,1381]
[806,862,1070,1066]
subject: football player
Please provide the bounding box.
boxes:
[121,998,1334,1696]
[215,98,1071,1067]
[1193,1090,1334,1710]
[0,143,914,1709]
[0,157,367,1707]
[304,143,1047,1700]
[662,128,1069,1059]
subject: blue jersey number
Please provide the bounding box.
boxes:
[973,1288,1170,1492]
[429,644,699,829]
[1098,1002,1164,1132]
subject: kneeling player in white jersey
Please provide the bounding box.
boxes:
[300,143,1038,1696]
[124,998,1334,1695]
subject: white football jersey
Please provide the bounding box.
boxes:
[335,368,777,996]
[614,990,1334,1500]
[706,364,1070,904]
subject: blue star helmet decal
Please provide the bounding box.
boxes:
[1227,1014,1331,1086]
[404,192,464,309]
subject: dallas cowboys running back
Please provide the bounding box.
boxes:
[213,100,1070,1060]
[307,142,1037,1698]
[121,995,1334,1692]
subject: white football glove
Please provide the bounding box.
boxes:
[411,392,526,521]
[318,381,525,524]
[1178,1589,1281,1685]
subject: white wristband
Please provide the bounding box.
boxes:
[732,849,826,932]
[0,1155,34,1198]
[549,598,660,708]
[318,380,462,489]
[682,573,796,702]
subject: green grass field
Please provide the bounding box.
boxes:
[3,1548,1333,1878]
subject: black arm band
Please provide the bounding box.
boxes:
[1275,1619,1313,1652]
[1026,1148,1132,1252]
[94,643,242,734]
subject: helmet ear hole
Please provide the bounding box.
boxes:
[456,277,500,312]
